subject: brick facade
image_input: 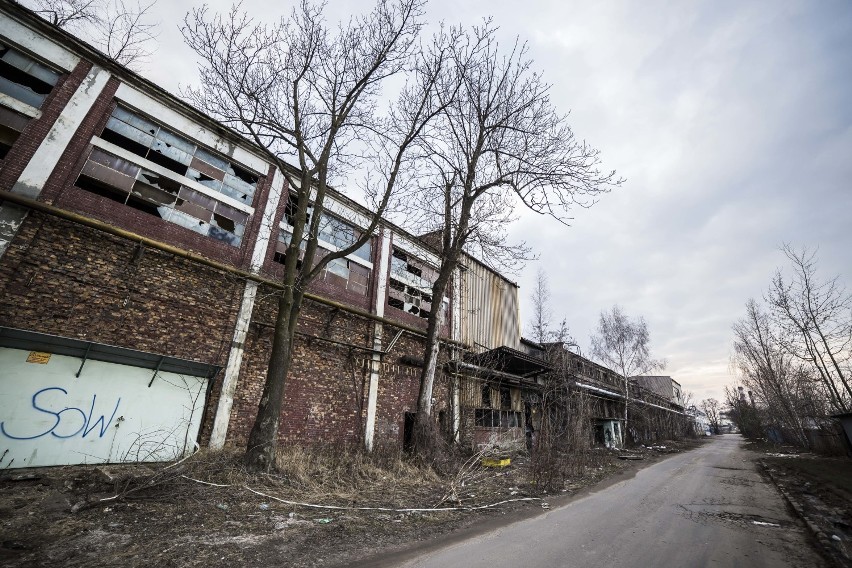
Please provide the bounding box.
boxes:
[0,3,513,460]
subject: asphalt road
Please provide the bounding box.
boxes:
[398,436,823,568]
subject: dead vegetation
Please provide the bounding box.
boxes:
[0,440,699,567]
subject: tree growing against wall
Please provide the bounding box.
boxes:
[22,0,159,69]
[181,0,455,470]
[589,305,665,432]
[399,21,620,457]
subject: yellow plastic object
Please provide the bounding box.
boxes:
[481,457,511,468]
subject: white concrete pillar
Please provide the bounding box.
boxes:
[208,169,284,449]
[13,65,111,198]
[364,228,391,451]
[451,266,462,443]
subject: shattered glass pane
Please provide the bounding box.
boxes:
[89,148,140,177]
[0,45,60,109]
[155,128,196,155]
[0,75,45,108]
[209,225,240,246]
[186,167,223,192]
[167,208,210,237]
[104,117,155,151]
[137,169,181,195]
[193,146,231,172]
[111,106,158,135]
[150,138,192,166]
[0,47,59,86]
[130,180,178,208]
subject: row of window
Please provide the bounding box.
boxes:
[0,36,442,316]
[99,105,259,205]
[74,107,258,247]
[474,409,522,428]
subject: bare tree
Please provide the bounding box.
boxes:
[181,0,454,470]
[768,244,851,413]
[589,305,665,428]
[527,268,552,343]
[22,0,158,69]
[400,21,620,456]
[724,384,762,438]
[700,398,721,435]
[732,299,811,447]
[24,0,100,29]
[95,0,157,68]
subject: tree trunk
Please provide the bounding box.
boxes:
[245,290,298,471]
[412,268,451,457]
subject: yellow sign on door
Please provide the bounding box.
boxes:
[26,351,52,364]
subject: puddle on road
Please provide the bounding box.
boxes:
[677,505,787,530]
[718,476,756,487]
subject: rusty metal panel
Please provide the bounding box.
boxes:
[459,257,520,352]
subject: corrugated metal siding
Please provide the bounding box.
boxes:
[459,257,519,351]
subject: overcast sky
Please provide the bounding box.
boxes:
[74,0,852,402]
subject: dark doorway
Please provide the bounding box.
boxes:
[403,412,416,451]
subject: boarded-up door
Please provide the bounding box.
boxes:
[0,347,208,468]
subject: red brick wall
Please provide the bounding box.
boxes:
[221,288,450,449]
[0,212,241,365]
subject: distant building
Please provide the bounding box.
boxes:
[632,376,683,408]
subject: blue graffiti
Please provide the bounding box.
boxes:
[0,387,121,441]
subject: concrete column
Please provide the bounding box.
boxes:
[13,65,111,198]
[451,266,462,443]
[364,228,391,451]
[208,169,284,449]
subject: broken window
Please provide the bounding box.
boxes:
[0,105,29,159]
[475,409,520,428]
[281,196,372,262]
[0,42,61,110]
[0,43,62,157]
[274,195,373,296]
[500,387,511,410]
[98,106,259,206]
[75,145,248,246]
[387,247,439,318]
[481,384,492,408]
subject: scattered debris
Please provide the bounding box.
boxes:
[752,521,781,527]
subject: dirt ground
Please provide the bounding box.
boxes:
[751,440,852,567]
[0,440,702,567]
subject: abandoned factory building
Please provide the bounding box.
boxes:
[0,2,685,469]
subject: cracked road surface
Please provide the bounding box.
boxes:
[398,436,823,568]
